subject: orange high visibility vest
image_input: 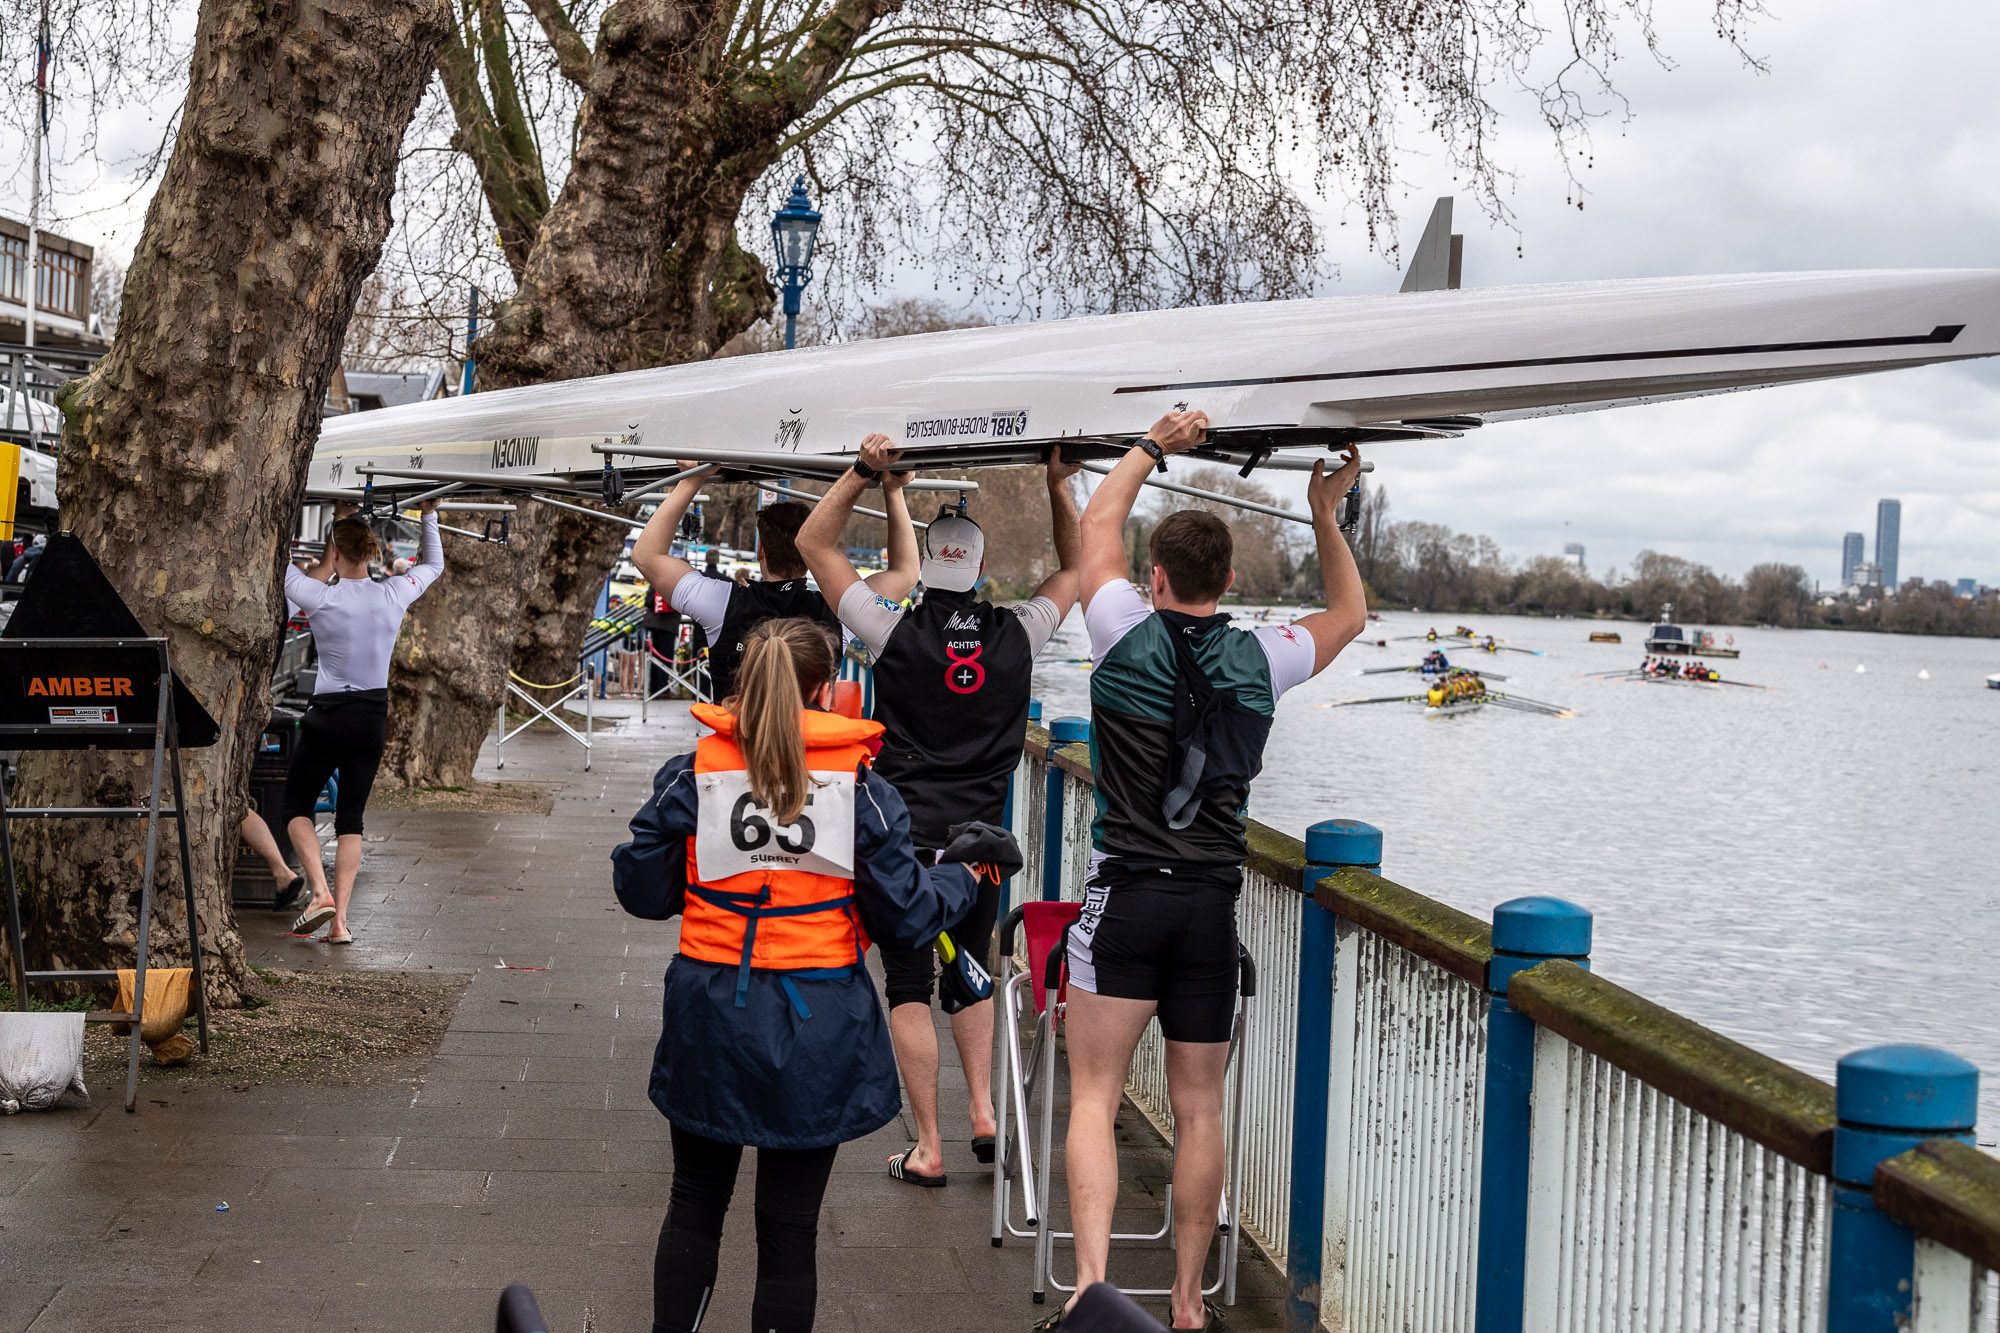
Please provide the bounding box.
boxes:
[681,703,885,1008]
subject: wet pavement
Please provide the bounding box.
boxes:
[1,702,1285,1332]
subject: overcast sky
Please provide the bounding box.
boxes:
[7,1,1998,589]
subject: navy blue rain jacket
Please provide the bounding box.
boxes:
[612,752,978,1149]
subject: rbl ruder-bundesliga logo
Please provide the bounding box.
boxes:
[23,676,137,698]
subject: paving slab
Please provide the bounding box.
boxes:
[4,705,1284,1331]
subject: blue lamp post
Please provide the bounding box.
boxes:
[770,176,822,351]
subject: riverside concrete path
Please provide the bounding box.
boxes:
[1,702,1285,1333]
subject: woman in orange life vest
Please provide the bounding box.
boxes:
[612,618,981,1333]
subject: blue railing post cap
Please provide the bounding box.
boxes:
[1028,698,1043,722]
[1305,819,1382,869]
[1836,1045,1979,1131]
[1049,716,1090,744]
[1491,897,1593,959]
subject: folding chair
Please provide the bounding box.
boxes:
[990,901,1257,1306]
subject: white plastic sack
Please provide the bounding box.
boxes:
[0,1011,88,1113]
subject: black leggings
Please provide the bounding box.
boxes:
[653,1124,839,1333]
[280,693,389,837]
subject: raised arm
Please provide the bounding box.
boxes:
[796,434,916,610]
[632,463,716,600]
[1028,446,1084,616]
[1076,410,1209,611]
[867,464,919,600]
[1292,449,1370,675]
[384,500,445,608]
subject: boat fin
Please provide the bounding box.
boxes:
[1399,197,1463,293]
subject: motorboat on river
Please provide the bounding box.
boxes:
[1643,604,1740,659]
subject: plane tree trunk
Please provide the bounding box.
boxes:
[5,0,449,1006]
[386,0,896,784]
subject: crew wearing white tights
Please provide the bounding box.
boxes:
[281,502,443,941]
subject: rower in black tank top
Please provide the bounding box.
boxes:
[711,577,840,701]
[795,436,1086,1186]
[629,472,838,708]
[869,586,1033,847]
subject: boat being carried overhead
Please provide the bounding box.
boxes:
[307,268,2000,503]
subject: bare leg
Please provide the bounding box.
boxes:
[1061,987,1154,1309]
[948,997,997,1139]
[330,833,363,934]
[287,816,332,915]
[888,1002,946,1176]
[1163,1039,1232,1328]
[238,811,295,883]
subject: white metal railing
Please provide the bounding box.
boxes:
[1009,719,2000,1330]
[1911,1243,1995,1333]
[1325,924,1487,1333]
[1524,1032,1828,1332]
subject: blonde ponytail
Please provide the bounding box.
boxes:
[732,618,838,824]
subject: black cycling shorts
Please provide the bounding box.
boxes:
[880,853,1002,1011]
[1064,870,1239,1044]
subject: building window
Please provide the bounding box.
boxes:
[0,236,24,305]
[0,237,88,320]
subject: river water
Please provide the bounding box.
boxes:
[1030,609,2000,1136]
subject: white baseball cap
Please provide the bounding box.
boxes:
[921,510,985,592]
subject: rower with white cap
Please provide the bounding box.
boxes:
[796,432,1083,1186]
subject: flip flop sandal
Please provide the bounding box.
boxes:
[886,1149,946,1188]
[290,902,335,936]
[272,875,307,912]
[1030,1308,1064,1332]
[971,1135,996,1165]
[1171,1300,1223,1331]
[327,930,353,945]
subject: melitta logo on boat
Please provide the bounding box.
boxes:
[904,408,1030,442]
[774,415,807,450]
[491,436,541,468]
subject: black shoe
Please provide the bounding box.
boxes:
[272,874,307,913]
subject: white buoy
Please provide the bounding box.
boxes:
[1856,664,1867,673]
[1919,669,1931,680]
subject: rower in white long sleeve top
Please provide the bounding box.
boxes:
[283,503,444,943]
[284,513,442,693]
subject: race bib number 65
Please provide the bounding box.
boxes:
[694,770,856,881]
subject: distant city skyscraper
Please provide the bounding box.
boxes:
[1841,532,1864,586]
[1956,578,1978,598]
[1563,541,1585,571]
[1875,499,1902,591]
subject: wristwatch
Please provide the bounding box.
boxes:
[853,458,880,480]
[1134,437,1169,473]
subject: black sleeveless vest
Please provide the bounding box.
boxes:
[711,577,840,701]
[869,588,1033,848]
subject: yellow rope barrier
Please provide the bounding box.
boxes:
[508,669,584,691]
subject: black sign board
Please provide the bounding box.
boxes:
[0,534,220,748]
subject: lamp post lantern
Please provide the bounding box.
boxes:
[770,176,822,351]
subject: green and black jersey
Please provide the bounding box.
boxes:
[1084,581,1316,870]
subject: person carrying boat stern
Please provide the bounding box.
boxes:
[612,617,1001,1333]
[1050,412,1368,1332]
[633,465,841,701]
[796,432,1084,1187]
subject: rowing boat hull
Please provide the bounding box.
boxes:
[308,268,2000,494]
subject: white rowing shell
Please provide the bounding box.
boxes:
[309,268,2000,492]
